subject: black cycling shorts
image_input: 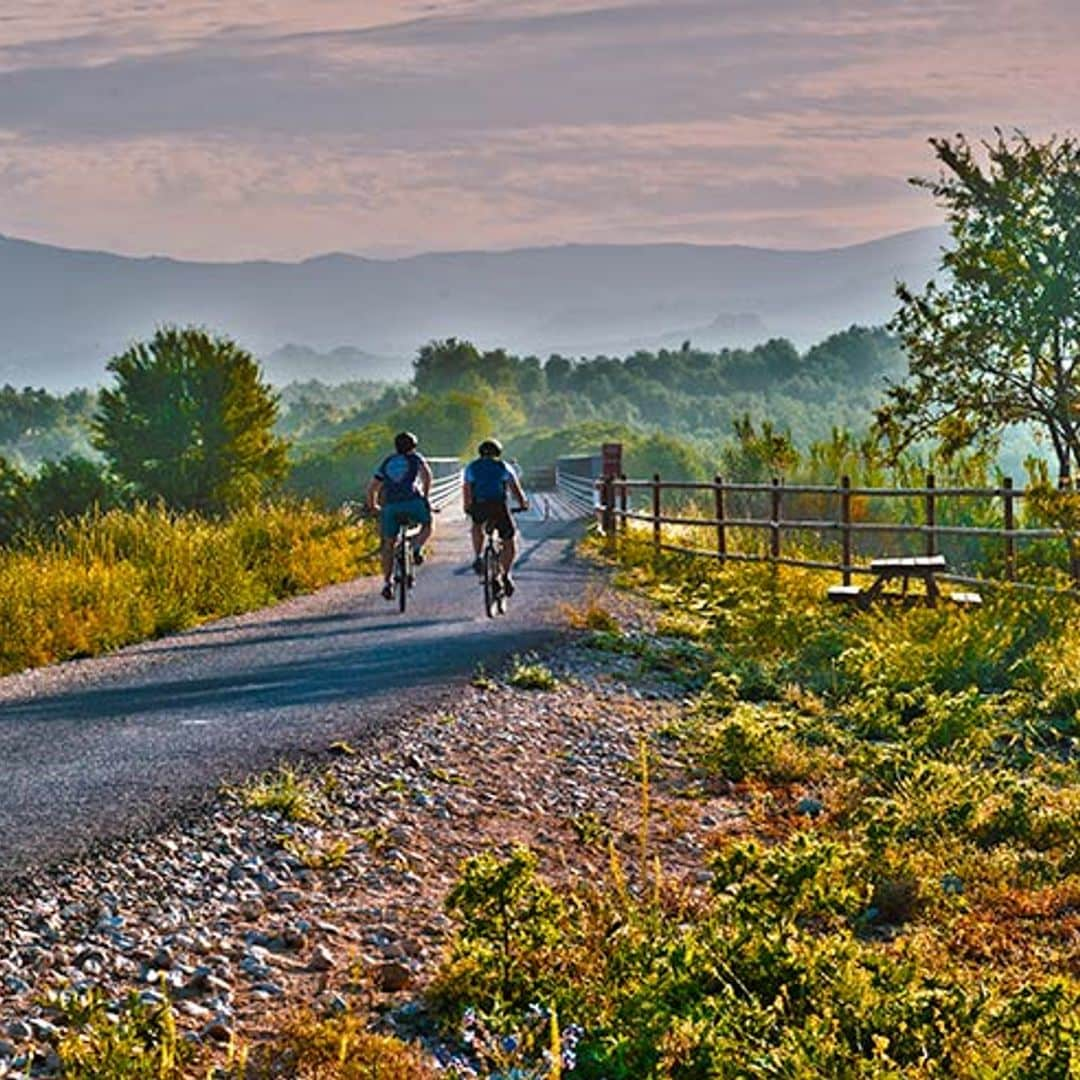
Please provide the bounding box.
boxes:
[469,499,515,540]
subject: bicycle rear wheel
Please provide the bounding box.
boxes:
[396,533,410,613]
[483,543,499,618]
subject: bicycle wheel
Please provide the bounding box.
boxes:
[496,565,507,615]
[483,542,498,618]
[396,531,410,614]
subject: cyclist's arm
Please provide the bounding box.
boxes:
[508,473,528,510]
[419,458,433,500]
[366,476,383,512]
[463,479,474,513]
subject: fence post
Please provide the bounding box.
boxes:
[714,475,726,562]
[1003,476,1016,581]
[652,473,662,554]
[618,473,628,534]
[771,477,782,562]
[602,475,615,540]
[925,472,937,557]
[840,475,852,586]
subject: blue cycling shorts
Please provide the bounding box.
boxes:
[380,495,431,538]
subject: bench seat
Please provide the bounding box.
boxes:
[948,591,983,606]
[827,585,863,602]
[869,554,947,571]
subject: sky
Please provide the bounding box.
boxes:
[0,0,1077,261]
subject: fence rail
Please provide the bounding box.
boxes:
[594,472,1078,595]
[428,457,463,511]
[556,457,601,516]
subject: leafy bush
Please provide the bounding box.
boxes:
[433,845,566,1016]
[0,502,374,675]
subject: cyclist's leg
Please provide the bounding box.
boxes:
[379,504,398,586]
[469,503,487,572]
[408,496,433,557]
[500,533,517,576]
[495,504,517,582]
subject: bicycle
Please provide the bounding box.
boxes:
[480,507,526,618]
[391,516,419,613]
[369,503,435,614]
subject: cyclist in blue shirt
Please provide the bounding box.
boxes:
[366,431,433,601]
[464,438,528,596]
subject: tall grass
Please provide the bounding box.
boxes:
[0,503,375,675]
[425,536,1080,1077]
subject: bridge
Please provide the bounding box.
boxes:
[0,457,601,877]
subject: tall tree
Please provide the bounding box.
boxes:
[878,131,1080,488]
[95,326,288,513]
[0,456,30,544]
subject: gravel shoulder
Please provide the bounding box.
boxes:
[0,589,739,1076]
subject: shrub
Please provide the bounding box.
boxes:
[507,655,559,691]
[434,846,566,1015]
[49,987,188,1079]
[0,502,374,675]
[233,767,322,822]
[246,1011,438,1079]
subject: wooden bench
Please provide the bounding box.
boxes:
[865,555,947,607]
[828,556,982,610]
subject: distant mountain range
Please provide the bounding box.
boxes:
[0,228,947,389]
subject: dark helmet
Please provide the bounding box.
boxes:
[394,431,418,454]
[478,438,503,458]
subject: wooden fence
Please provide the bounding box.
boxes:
[595,473,1078,594]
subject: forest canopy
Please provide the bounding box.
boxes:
[0,324,953,524]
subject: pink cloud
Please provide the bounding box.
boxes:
[0,0,1076,257]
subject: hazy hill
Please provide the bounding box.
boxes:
[0,228,946,389]
[262,345,405,385]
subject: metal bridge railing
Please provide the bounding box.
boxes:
[555,455,601,518]
[428,457,463,511]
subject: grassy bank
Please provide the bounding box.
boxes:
[0,503,375,676]
[420,541,1080,1076]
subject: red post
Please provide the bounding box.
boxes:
[602,475,615,540]
[618,473,628,534]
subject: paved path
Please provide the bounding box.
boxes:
[0,496,590,877]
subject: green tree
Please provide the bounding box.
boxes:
[0,455,31,544]
[95,327,288,513]
[879,131,1080,488]
[286,423,393,507]
[29,456,125,529]
[387,391,501,457]
[721,414,800,480]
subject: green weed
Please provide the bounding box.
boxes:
[507,655,559,691]
[46,986,189,1079]
[233,767,321,822]
[422,537,1080,1076]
